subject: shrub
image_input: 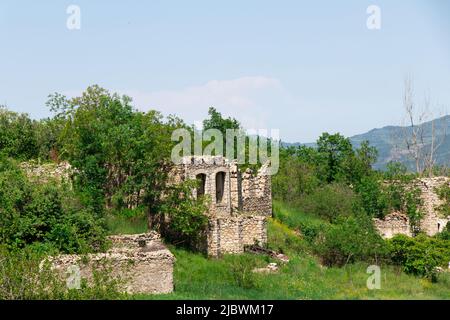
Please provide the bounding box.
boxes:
[0,156,107,253]
[158,180,209,248]
[297,183,359,223]
[315,215,387,267]
[387,234,450,281]
[0,245,124,299]
[435,183,450,217]
[355,175,388,218]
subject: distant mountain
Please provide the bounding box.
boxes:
[283,115,450,170]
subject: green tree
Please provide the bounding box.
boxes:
[316,133,354,183]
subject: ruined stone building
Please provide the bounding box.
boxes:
[171,156,272,257]
[50,232,175,294]
[374,177,450,239]
[23,156,272,294]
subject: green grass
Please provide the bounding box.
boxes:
[132,218,450,300]
[105,210,148,235]
[110,202,450,300]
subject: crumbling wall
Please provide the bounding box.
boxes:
[170,156,271,257]
[414,177,450,236]
[374,177,450,238]
[229,161,242,212]
[206,216,268,257]
[21,161,72,184]
[241,215,267,246]
[373,212,412,239]
[49,232,175,294]
[241,163,272,216]
[178,156,232,216]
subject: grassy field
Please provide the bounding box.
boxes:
[105,210,148,235]
[107,203,450,300]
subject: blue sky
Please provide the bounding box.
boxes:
[0,0,449,142]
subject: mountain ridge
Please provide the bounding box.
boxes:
[283,115,450,170]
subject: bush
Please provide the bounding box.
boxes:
[315,215,387,267]
[226,255,260,289]
[297,183,359,223]
[157,180,209,248]
[435,183,450,217]
[355,175,388,218]
[0,156,107,253]
[0,245,124,299]
[387,234,450,281]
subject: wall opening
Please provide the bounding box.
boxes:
[196,173,206,198]
[216,171,226,203]
[438,223,441,232]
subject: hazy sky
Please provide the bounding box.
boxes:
[1,0,449,142]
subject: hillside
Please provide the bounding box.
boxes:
[129,202,450,300]
[285,115,450,170]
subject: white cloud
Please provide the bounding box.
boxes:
[119,76,288,130]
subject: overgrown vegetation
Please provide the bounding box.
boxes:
[435,183,450,217]
[272,134,446,279]
[0,85,449,299]
[134,218,450,300]
[0,245,125,300]
[0,156,107,253]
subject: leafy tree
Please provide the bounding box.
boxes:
[0,106,39,160]
[47,86,209,244]
[316,133,354,183]
[0,156,107,253]
[202,107,241,134]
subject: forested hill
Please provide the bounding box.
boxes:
[284,115,450,170]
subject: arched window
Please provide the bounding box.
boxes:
[196,173,206,197]
[215,171,226,203]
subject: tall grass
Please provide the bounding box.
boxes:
[135,218,450,300]
[105,209,148,235]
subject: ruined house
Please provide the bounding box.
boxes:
[170,156,272,257]
[374,177,450,239]
[24,155,272,293]
[49,232,175,294]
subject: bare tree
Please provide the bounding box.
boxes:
[400,77,447,176]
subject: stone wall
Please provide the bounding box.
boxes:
[374,177,450,239]
[170,156,271,257]
[21,161,73,184]
[373,212,412,239]
[49,232,175,294]
[241,163,272,216]
[241,215,268,246]
[414,177,450,236]
[177,156,232,216]
[206,216,268,257]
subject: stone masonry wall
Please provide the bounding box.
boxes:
[241,215,268,247]
[21,161,73,184]
[49,232,175,294]
[374,177,450,238]
[241,162,272,216]
[414,177,450,236]
[206,216,268,257]
[179,156,232,216]
[373,212,412,239]
[171,156,271,257]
